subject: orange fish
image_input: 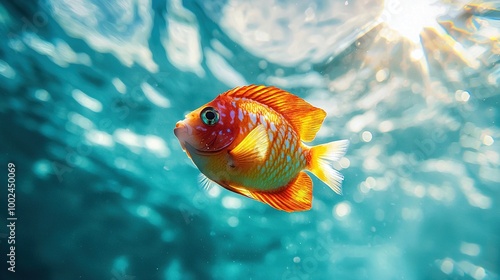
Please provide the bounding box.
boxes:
[174,85,349,212]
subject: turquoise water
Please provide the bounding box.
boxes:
[0,0,499,279]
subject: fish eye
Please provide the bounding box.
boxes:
[200,107,220,126]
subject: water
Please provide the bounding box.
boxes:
[0,0,499,279]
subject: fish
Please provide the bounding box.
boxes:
[173,85,349,212]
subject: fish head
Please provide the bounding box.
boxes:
[174,95,238,155]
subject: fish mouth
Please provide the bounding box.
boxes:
[174,120,230,154]
[183,140,227,156]
[181,141,220,156]
[174,121,191,137]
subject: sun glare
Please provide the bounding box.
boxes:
[382,0,447,43]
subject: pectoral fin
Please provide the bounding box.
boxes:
[229,124,269,166]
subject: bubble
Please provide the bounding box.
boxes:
[33,159,51,179]
[293,257,301,263]
[378,120,394,132]
[364,156,382,171]
[136,205,151,218]
[333,202,351,218]
[440,258,454,274]
[275,68,284,76]
[348,114,370,133]
[362,131,373,142]
[339,157,350,168]
[473,267,486,280]
[258,60,267,69]
[227,216,239,227]
[319,219,333,232]
[482,135,494,146]
[359,182,370,194]
[34,89,51,101]
[208,186,221,198]
[112,256,129,274]
[222,196,242,209]
[460,242,481,257]
[365,177,376,188]
[414,185,426,198]
[455,90,470,102]
[375,69,389,82]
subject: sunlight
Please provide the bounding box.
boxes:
[382,0,447,43]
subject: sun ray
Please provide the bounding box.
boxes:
[382,0,447,44]
[357,0,500,91]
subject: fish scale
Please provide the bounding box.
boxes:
[233,99,306,191]
[174,85,349,212]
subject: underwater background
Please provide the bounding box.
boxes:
[0,0,499,279]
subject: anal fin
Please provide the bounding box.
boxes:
[247,172,313,212]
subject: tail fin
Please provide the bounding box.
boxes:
[307,140,349,194]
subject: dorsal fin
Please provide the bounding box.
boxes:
[223,85,327,142]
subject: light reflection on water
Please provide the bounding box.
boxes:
[0,0,499,279]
